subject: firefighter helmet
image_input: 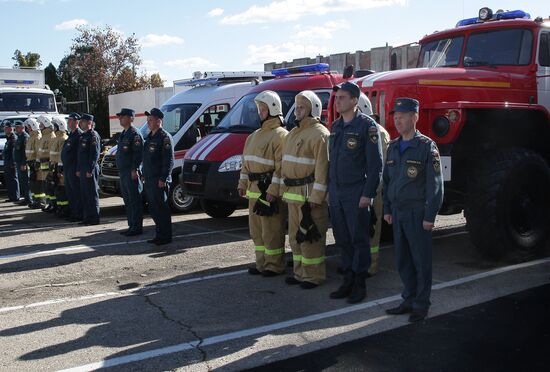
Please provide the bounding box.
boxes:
[296,90,322,118]
[24,117,39,131]
[358,92,373,115]
[37,115,53,128]
[254,90,282,117]
[52,116,68,132]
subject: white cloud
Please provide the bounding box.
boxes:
[246,42,327,65]
[140,34,184,48]
[295,19,349,40]
[164,57,217,69]
[208,7,224,17]
[141,59,160,74]
[222,0,407,25]
[54,18,88,30]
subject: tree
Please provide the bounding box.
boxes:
[44,63,61,91]
[12,50,42,68]
[57,25,163,138]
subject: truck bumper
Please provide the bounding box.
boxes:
[181,160,243,204]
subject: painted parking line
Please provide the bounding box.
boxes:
[59,257,550,372]
[0,227,249,260]
[0,230,469,313]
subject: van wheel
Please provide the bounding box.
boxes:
[169,183,197,213]
[201,199,236,218]
[465,149,550,261]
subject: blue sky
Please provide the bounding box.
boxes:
[1,0,547,85]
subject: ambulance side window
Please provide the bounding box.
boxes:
[174,104,230,151]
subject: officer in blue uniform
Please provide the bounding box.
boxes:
[62,113,83,222]
[3,121,20,202]
[115,108,144,236]
[14,120,31,205]
[76,113,101,225]
[328,82,383,304]
[383,98,444,322]
[142,108,173,245]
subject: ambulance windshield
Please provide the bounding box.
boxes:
[215,91,297,133]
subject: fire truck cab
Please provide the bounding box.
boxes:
[182,64,346,218]
[342,8,550,260]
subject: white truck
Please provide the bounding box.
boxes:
[99,71,273,212]
[0,68,57,186]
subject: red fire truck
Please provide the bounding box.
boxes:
[343,8,550,260]
[182,64,346,218]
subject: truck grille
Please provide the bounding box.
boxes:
[101,155,119,177]
[182,161,210,194]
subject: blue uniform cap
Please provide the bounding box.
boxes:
[81,113,94,121]
[391,98,419,113]
[333,81,361,99]
[116,108,135,117]
[68,112,81,120]
[14,120,25,126]
[3,120,15,128]
[145,108,164,119]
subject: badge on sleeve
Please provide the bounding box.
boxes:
[163,137,171,150]
[432,149,441,172]
[368,126,379,144]
[134,135,142,146]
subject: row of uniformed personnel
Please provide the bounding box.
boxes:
[238,82,443,322]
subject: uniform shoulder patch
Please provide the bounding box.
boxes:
[134,134,142,145]
[163,136,171,149]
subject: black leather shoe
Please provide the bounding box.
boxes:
[119,230,130,235]
[330,270,354,299]
[125,230,143,237]
[154,239,172,246]
[261,270,279,277]
[248,267,261,275]
[147,238,160,244]
[409,309,428,323]
[85,220,100,226]
[347,272,367,304]
[285,276,301,285]
[386,303,413,315]
[78,221,87,225]
[300,281,318,289]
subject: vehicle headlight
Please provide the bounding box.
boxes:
[432,116,450,137]
[218,155,242,172]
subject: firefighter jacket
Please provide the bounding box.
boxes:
[26,130,42,162]
[280,116,330,205]
[14,131,29,165]
[50,131,68,165]
[382,131,444,223]
[238,116,287,199]
[37,127,56,162]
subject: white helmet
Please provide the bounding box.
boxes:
[37,115,53,128]
[357,92,373,115]
[254,90,282,117]
[51,116,68,132]
[295,90,322,118]
[24,117,40,131]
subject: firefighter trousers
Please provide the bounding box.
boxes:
[369,191,384,275]
[288,201,329,285]
[248,198,286,273]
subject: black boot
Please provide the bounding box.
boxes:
[330,270,354,299]
[347,272,367,304]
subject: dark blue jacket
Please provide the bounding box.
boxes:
[142,128,173,182]
[14,131,28,165]
[382,131,444,223]
[3,132,18,166]
[328,111,383,200]
[77,129,101,173]
[62,128,82,170]
[116,126,143,172]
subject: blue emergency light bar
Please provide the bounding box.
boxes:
[2,79,35,85]
[271,63,330,76]
[456,9,530,27]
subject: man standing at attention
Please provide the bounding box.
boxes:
[383,98,444,322]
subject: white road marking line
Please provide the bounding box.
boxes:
[59,257,550,372]
[0,227,248,260]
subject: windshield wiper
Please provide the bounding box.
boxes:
[464,60,497,68]
[224,125,257,134]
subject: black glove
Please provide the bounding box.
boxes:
[252,175,278,217]
[296,202,321,244]
[369,206,377,238]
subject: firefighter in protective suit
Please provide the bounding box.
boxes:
[37,115,57,212]
[50,116,70,218]
[280,90,330,289]
[238,90,288,277]
[357,92,390,275]
[25,118,42,208]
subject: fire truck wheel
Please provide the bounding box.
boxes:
[201,199,236,218]
[466,149,550,261]
[169,183,198,213]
